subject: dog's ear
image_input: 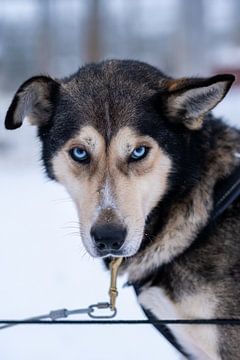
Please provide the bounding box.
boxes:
[163,74,235,130]
[5,76,60,130]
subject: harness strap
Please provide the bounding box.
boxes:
[133,163,240,358]
[134,286,190,358]
[212,164,240,220]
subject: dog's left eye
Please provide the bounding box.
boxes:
[130,146,149,161]
[69,147,90,163]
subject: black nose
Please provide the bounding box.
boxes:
[91,224,126,254]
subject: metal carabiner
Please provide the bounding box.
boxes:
[88,302,117,319]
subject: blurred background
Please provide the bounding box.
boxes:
[0,1,240,359]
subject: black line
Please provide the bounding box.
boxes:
[1,319,240,325]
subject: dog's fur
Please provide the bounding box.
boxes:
[5,60,240,359]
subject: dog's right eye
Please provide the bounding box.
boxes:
[69,147,90,163]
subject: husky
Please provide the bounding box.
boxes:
[5,60,240,359]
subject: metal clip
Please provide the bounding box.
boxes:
[88,302,117,319]
[109,257,123,310]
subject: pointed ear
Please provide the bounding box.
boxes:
[5,76,60,130]
[163,74,235,130]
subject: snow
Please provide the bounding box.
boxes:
[0,89,239,360]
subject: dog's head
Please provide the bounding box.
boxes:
[5,60,234,258]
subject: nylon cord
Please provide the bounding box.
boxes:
[0,319,240,325]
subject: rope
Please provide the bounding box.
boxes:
[1,319,240,325]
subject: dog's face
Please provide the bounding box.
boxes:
[5,60,234,258]
[51,124,171,257]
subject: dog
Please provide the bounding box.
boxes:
[5,59,240,359]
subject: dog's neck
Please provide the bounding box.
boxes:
[124,121,240,283]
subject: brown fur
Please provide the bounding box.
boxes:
[52,125,172,257]
[125,127,240,282]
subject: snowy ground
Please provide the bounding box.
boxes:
[0,89,239,360]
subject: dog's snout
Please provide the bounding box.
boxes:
[91,224,126,255]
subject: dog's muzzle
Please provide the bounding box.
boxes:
[90,223,127,257]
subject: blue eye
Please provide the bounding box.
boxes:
[70,147,89,163]
[130,146,148,161]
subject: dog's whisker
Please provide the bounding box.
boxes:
[63,221,80,225]
[79,247,89,259]
[52,197,73,204]
[63,231,80,238]
[61,225,79,230]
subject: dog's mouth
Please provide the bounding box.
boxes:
[92,247,138,259]
[90,242,141,259]
[95,248,125,258]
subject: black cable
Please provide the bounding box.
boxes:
[1,319,240,325]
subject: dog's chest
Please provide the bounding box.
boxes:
[138,286,220,359]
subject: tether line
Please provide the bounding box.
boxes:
[1,319,240,325]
